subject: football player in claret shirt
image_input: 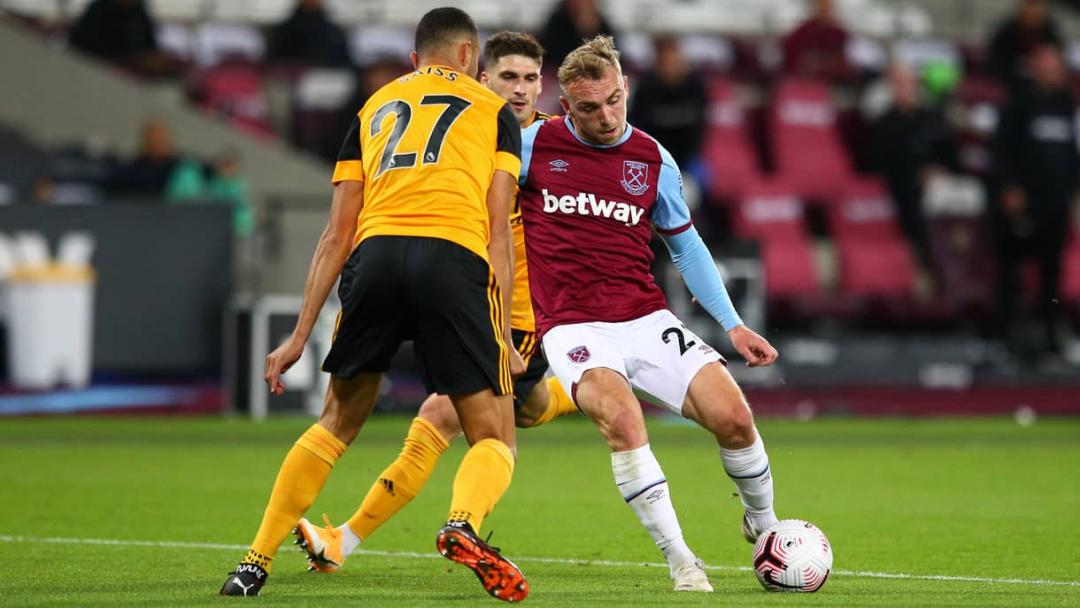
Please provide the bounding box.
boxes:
[220,8,528,602]
[515,36,782,592]
[291,29,580,580]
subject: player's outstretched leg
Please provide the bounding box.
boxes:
[576,368,712,592]
[681,362,777,543]
[296,396,457,572]
[437,389,528,602]
[220,374,379,596]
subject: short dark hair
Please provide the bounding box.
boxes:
[414,7,478,57]
[483,31,545,69]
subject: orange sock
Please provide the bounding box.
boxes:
[245,424,346,570]
[531,377,578,426]
[447,438,514,533]
[347,417,449,540]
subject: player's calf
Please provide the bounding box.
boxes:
[417,393,464,443]
[683,364,778,541]
[515,377,577,428]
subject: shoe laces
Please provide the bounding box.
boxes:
[320,513,341,539]
[480,529,502,554]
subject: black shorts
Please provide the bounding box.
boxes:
[322,236,512,396]
[511,329,548,410]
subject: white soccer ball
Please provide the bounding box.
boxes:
[752,519,832,592]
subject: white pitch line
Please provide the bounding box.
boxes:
[2,534,1078,589]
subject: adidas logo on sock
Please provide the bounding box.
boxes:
[380,478,395,496]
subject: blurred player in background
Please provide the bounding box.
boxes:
[220,8,529,602]
[516,36,781,592]
[293,29,580,574]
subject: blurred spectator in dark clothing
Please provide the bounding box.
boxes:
[988,0,1062,90]
[538,0,616,68]
[992,44,1079,357]
[267,0,351,67]
[869,63,958,264]
[68,0,176,76]
[107,119,179,198]
[629,37,707,169]
[781,0,852,81]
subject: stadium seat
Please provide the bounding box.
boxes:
[291,68,358,160]
[701,78,762,203]
[188,60,274,137]
[922,175,994,313]
[768,78,855,203]
[827,178,916,298]
[191,23,265,68]
[1061,229,1080,305]
[732,180,820,299]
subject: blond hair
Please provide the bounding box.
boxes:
[557,35,622,90]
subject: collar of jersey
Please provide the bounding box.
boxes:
[564,116,634,149]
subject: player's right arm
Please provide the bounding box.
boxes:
[265,118,366,394]
[489,103,525,376]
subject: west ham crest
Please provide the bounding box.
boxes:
[567,345,591,363]
[620,160,649,196]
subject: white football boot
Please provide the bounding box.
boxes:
[672,559,713,592]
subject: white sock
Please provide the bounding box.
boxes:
[612,444,697,571]
[339,524,362,558]
[720,432,777,531]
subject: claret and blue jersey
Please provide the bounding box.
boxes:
[517,115,742,338]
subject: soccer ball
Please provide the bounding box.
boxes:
[752,519,832,592]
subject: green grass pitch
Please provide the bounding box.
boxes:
[0,414,1078,606]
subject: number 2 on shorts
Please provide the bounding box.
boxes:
[662,326,696,356]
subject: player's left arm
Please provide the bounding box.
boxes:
[652,146,778,367]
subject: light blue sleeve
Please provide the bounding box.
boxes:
[660,226,744,332]
[650,143,692,233]
[519,121,543,185]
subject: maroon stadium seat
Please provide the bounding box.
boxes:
[827,178,916,298]
[768,78,854,203]
[701,78,762,203]
[188,59,274,137]
[1062,229,1080,305]
[732,180,820,298]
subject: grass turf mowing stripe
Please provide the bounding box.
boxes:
[3,534,1078,589]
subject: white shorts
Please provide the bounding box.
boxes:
[542,309,725,416]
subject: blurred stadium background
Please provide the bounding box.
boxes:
[1,0,1079,418]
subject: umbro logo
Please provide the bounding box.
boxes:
[549,159,569,172]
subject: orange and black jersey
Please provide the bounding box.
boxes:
[333,65,522,262]
[509,110,550,332]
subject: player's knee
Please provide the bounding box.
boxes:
[514,403,543,428]
[598,404,647,451]
[711,402,756,447]
[418,394,461,441]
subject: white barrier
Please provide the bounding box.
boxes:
[0,232,96,389]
